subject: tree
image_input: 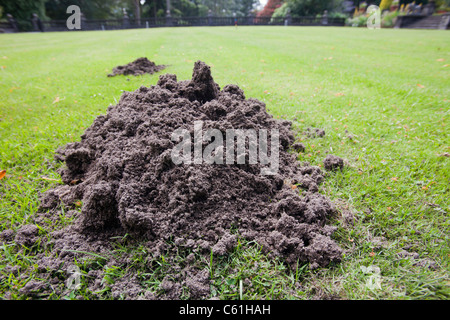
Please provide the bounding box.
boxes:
[0,0,47,30]
[270,0,346,18]
[45,0,128,20]
[1,0,270,27]
[240,0,260,15]
[132,0,141,24]
[195,0,258,16]
[257,0,283,16]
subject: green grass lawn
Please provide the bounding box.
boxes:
[0,26,449,300]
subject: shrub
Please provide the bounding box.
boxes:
[346,14,368,27]
[381,10,399,28]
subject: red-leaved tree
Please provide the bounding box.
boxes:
[257,0,284,17]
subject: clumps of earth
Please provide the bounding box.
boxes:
[6,61,346,299]
[323,155,344,172]
[304,127,326,138]
[107,57,166,77]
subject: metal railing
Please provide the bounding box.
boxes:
[0,16,346,33]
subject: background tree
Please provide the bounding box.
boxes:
[194,0,258,16]
[132,0,141,24]
[241,0,259,14]
[44,0,128,20]
[257,0,283,16]
[0,0,47,30]
[271,0,351,18]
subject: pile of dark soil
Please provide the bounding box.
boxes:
[24,61,343,299]
[107,57,166,77]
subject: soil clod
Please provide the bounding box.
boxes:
[323,154,344,171]
[304,127,326,138]
[292,142,305,152]
[107,57,166,77]
[14,224,39,247]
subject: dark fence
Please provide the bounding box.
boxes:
[0,21,15,33]
[1,16,345,33]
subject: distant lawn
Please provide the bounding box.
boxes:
[0,26,449,300]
